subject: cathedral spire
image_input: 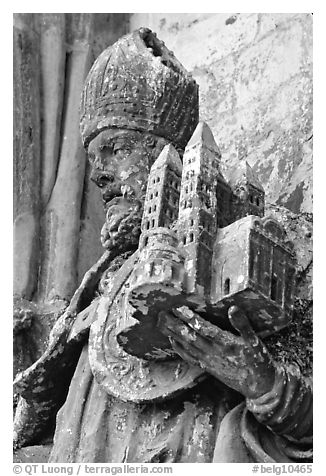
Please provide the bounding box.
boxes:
[228,160,264,192]
[151,143,182,173]
[227,160,265,218]
[177,121,220,296]
[186,121,221,156]
[139,144,182,247]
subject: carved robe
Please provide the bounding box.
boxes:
[46,253,312,463]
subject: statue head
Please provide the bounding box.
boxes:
[80,28,199,251]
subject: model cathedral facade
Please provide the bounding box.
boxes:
[128,122,296,341]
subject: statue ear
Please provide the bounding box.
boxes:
[143,134,156,148]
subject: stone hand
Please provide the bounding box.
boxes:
[158,305,276,399]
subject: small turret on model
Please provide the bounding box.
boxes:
[227,160,265,219]
[139,143,182,248]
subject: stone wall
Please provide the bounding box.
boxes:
[130,13,313,214]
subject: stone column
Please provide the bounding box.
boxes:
[13,13,42,300]
[38,14,95,302]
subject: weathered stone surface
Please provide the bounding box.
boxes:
[13,444,52,463]
[130,13,313,214]
[38,14,94,302]
[80,27,199,151]
[263,204,312,377]
[13,14,41,300]
[39,14,66,206]
[13,17,313,464]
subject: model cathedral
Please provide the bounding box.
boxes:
[126,122,296,351]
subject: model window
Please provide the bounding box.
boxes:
[224,278,230,295]
[271,274,277,301]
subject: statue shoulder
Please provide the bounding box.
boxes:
[98,250,138,296]
[68,251,139,342]
[14,250,139,401]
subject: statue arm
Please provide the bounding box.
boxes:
[158,306,312,444]
[13,249,118,449]
[14,249,117,397]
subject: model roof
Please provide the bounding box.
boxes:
[186,121,221,155]
[227,161,264,192]
[151,143,182,173]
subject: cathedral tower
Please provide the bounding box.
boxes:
[139,143,182,248]
[177,122,220,297]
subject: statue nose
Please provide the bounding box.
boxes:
[90,170,115,188]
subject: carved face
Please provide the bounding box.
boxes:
[87,129,168,251]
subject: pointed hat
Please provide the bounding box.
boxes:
[80,28,199,150]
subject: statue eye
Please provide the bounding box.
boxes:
[113,147,131,157]
[99,142,114,153]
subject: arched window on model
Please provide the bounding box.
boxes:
[171,265,178,281]
[271,273,278,301]
[224,278,230,295]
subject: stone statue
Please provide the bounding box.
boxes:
[13,27,312,463]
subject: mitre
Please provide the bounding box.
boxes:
[80,27,199,150]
